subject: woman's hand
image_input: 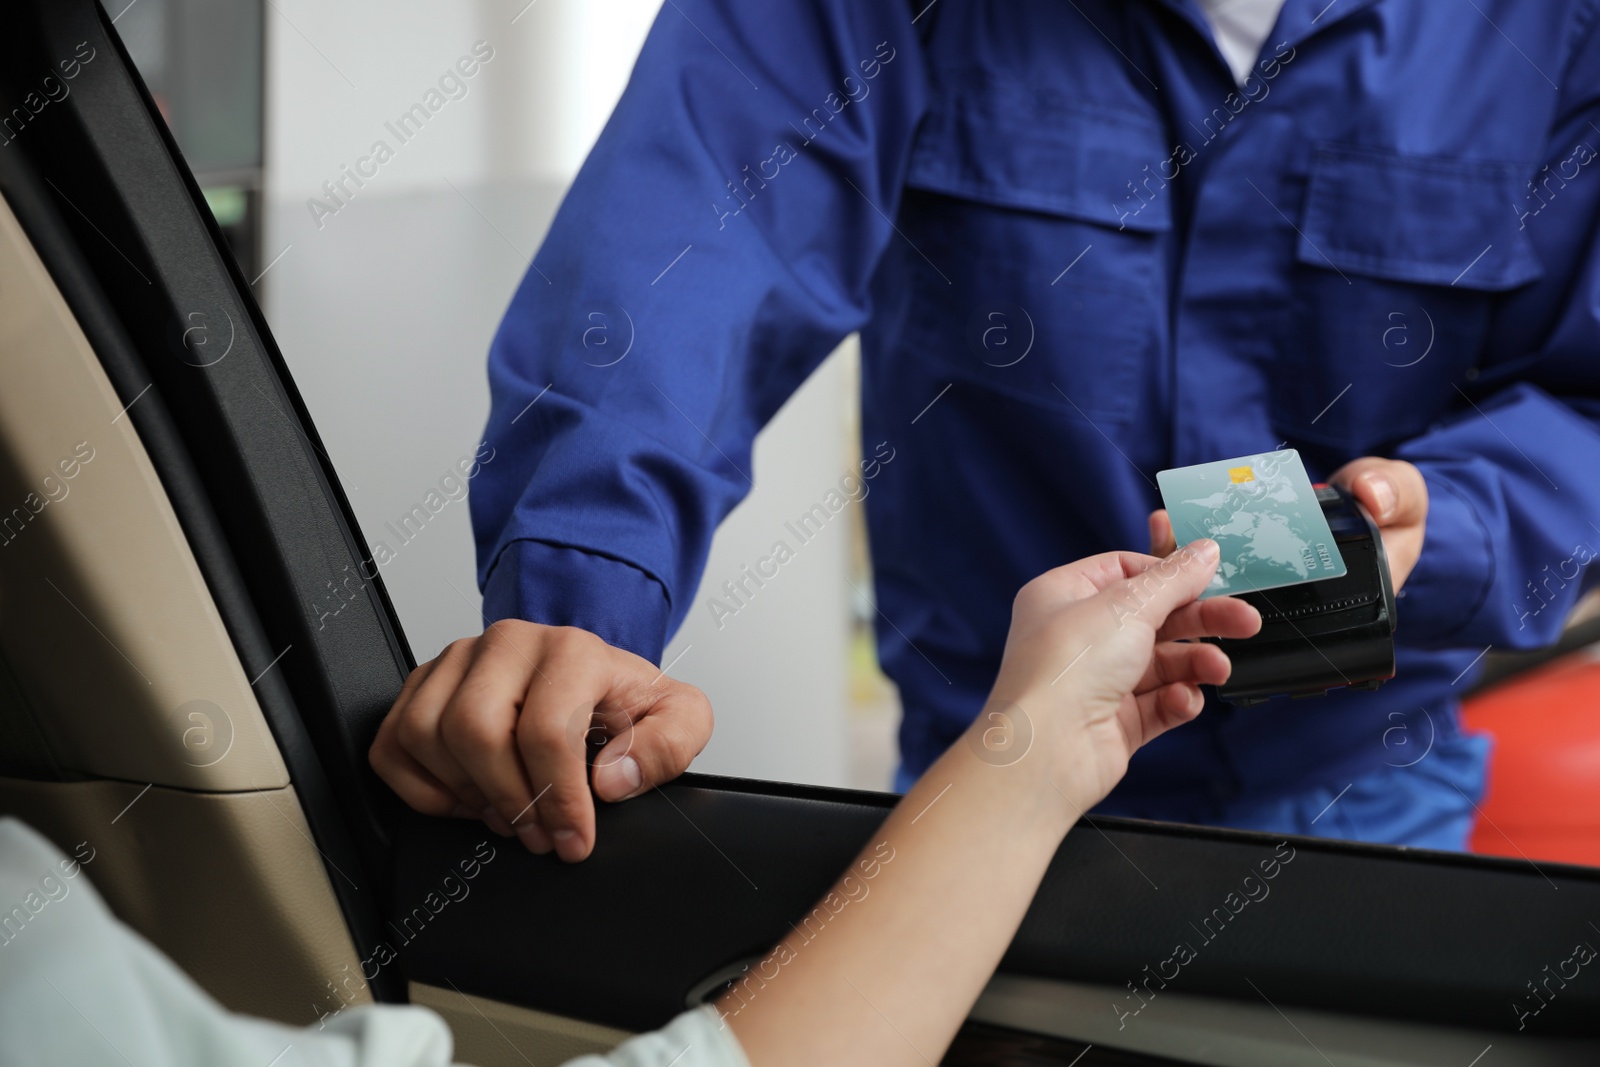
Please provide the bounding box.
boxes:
[721,541,1260,1067]
[982,540,1263,810]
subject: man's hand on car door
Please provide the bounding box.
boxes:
[369,621,713,862]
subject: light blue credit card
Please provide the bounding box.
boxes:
[1156,449,1347,599]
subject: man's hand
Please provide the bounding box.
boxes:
[369,622,712,862]
[1327,457,1427,592]
[1146,456,1429,592]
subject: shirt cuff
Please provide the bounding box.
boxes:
[1391,467,1495,647]
[567,1005,752,1067]
[481,538,673,663]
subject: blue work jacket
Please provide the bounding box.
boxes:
[472,0,1600,825]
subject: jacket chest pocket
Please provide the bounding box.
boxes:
[1276,144,1543,454]
[891,80,1172,423]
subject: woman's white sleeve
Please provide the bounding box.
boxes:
[0,817,751,1067]
[560,1005,751,1067]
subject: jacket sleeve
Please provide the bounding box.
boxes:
[1394,13,1600,649]
[471,1,929,660]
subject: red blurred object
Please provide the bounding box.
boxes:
[1461,653,1600,866]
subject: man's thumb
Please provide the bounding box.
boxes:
[592,683,712,802]
[1330,456,1426,526]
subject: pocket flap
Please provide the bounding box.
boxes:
[907,78,1173,233]
[1299,144,1543,290]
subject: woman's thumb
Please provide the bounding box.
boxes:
[1104,539,1220,630]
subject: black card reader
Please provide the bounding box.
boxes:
[1203,484,1397,706]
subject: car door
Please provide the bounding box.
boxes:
[2,2,1599,1064]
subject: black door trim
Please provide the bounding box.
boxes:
[398,773,1600,1037]
[0,0,420,1002]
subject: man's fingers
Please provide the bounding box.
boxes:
[391,640,490,811]
[367,621,716,864]
[368,737,466,818]
[516,631,617,862]
[1330,457,1426,527]
[370,654,458,806]
[389,654,442,713]
[518,706,597,863]
[592,680,714,803]
[1148,509,1177,558]
[436,630,547,851]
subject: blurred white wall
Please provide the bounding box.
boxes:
[260,0,855,786]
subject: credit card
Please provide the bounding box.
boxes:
[1156,449,1347,599]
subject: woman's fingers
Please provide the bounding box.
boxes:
[1098,540,1222,633]
[1154,596,1261,643]
[1018,546,1210,613]
[1097,541,1261,643]
[1132,682,1206,744]
[1133,641,1233,695]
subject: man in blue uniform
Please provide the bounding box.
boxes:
[368,0,1600,863]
